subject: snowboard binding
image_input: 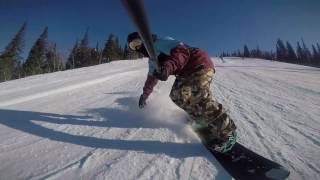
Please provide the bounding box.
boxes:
[210,130,237,153]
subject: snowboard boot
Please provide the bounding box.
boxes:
[210,130,237,153]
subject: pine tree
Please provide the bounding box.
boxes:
[23,26,48,76]
[250,49,256,58]
[43,43,54,73]
[286,41,297,63]
[123,44,129,60]
[90,42,102,65]
[296,42,304,64]
[45,43,63,73]
[243,45,250,58]
[301,39,312,64]
[0,22,26,82]
[237,49,241,57]
[256,46,261,58]
[276,39,287,61]
[277,39,287,61]
[102,34,121,62]
[262,51,273,60]
[249,46,261,58]
[267,51,276,61]
[115,37,123,60]
[311,44,320,66]
[66,40,79,69]
[77,30,91,67]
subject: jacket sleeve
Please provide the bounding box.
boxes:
[142,75,158,98]
[162,45,190,76]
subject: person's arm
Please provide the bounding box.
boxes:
[138,60,159,108]
[153,45,189,81]
[142,75,158,98]
[139,75,158,108]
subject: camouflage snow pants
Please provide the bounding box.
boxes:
[169,68,236,141]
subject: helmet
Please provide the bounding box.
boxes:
[127,32,140,44]
[127,32,158,50]
[127,32,142,50]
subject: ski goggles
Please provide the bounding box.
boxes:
[129,39,143,51]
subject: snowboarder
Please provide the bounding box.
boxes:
[127,32,237,153]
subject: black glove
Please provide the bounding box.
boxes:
[138,94,148,108]
[153,66,169,81]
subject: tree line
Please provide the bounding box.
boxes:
[0,23,142,82]
[221,39,320,67]
[2,23,319,83]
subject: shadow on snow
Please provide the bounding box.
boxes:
[0,97,228,178]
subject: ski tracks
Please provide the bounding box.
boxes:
[215,64,320,180]
[2,59,320,180]
[38,127,144,180]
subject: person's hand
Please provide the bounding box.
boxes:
[153,66,169,81]
[139,94,148,108]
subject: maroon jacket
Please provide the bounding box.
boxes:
[143,44,214,98]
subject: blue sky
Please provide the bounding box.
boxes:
[0,0,319,59]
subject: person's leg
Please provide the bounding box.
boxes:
[170,69,236,145]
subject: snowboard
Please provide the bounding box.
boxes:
[193,126,290,180]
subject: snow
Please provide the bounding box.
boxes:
[0,57,319,180]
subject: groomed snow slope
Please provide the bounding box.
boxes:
[0,57,319,180]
